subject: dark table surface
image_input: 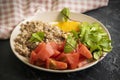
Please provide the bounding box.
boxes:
[0,0,120,80]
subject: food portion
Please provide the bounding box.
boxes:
[14,21,66,56]
[14,8,112,70]
[56,21,80,32]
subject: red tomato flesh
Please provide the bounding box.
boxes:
[56,53,80,69]
[29,51,37,64]
[34,42,45,53]
[65,53,80,69]
[29,42,92,70]
[46,58,67,70]
[36,42,54,61]
[78,44,92,59]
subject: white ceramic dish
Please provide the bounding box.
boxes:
[10,11,111,73]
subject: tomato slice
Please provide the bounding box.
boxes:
[78,44,92,59]
[51,50,61,58]
[35,59,46,67]
[49,41,65,52]
[49,42,61,58]
[37,43,54,61]
[56,53,67,62]
[56,53,80,69]
[34,42,45,53]
[46,58,67,70]
[78,59,88,67]
[49,42,59,50]
[66,53,80,69]
[29,51,37,64]
[58,41,66,52]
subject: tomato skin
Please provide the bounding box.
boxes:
[46,58,67,70]
[58,41,66,52]
[49,41,65,52]
[78,44,92,59]
[30,42,92,70]
[66,53,80,69]
[37,43,54,61]
[49,42,61,58]
[55,60,67,70]
[51,50,61,58]
[35,59,46,67]
[34,42,45,53]
[56,53,67,62]
[46,58,55,69]
[78,58,88,67]
[56,52,80,69]
[49,42,59,50]
[30,51,37,64]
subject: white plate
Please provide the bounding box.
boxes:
[10,11,111,73]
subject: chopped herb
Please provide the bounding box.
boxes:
[64,35,77,53]
[61,8,70,22]
[71,30,79,40]
[29,32,44,42]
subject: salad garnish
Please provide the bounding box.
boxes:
[61,7,70,22]
[60,8,112,60]
[64,35,77,53]
[79,22,112,59]
[29,32,45,42]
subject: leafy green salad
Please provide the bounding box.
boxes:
[60,8,112,60]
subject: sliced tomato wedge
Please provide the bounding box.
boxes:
[35,59,45,67]
[78,59,88,67]
[58,41,66,52]
[49,42,61,58]
[29,51,37,64]
[56,53,67,62]
[66,53,80,69]
[56,52,80,69]
[37,42,54,61]
[34,42,45,53]
[78,44,92,59]
[49,42,59,50]
[51,50,61,58]
[46,58,67,70]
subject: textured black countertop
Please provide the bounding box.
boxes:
[0,0,120,80]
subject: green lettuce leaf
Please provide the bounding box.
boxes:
[79,22,112,60]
